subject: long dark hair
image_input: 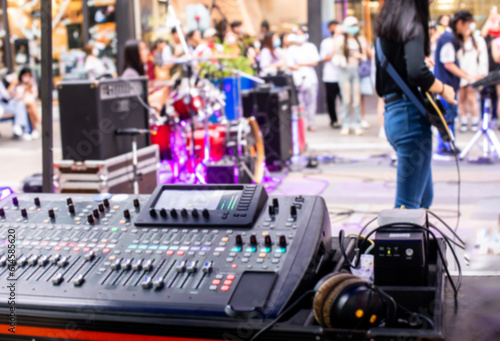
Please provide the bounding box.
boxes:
[261,32,276,58]
[343,33,362,60]
[450,10,473,52]
[122,40,145,76]
[375,0,431,56]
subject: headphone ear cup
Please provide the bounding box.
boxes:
[323,278,366,328]
[313,273,357,327]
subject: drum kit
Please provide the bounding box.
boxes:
[150,65,266,184]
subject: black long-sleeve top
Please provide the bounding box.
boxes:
[375,30,435,97]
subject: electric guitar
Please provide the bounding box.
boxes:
[421,91,455,143]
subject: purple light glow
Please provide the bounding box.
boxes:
[0,187,14,201]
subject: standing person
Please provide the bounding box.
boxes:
[187,30,202,52]
[320,20,342,128]
[334,16,368,136]
[194,28,224,59]
[121,40,149,78]
[457,25,488,132]
[434,10,482,156]
[287,26,320,132]
[83,44,106,80]
[0,74,30,140]
[14,67,40,137]
[437,15,451,29]
[375,0,456,209]
[257,32,285,76]
[481,7,500,127]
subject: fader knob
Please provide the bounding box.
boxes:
[150,208,158,218]
[48,209,55,219]
[68,204,75,214]
[51,273,64,285]
[73,274,85,286]
[153,277,164,289]
[21,209,27,218]
[93,209,100,219]
[0,208,4,217]
[268,205,276,217]
[133,198,140,208]
[87,215,95,225]
[202,209,210,218]
[290,205,298,219]
[250,234,258,245]
[98,203,105,212]
[124,209,131,220]
[103,199,110,207]
[34,197,40,206]
[12,197,19,206]
[235,235,243,245]
[272,198,279,210]
[67,198,73,205]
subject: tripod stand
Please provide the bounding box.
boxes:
[459,75,500,162]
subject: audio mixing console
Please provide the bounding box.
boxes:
[0,185,331,327]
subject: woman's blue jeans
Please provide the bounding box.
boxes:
[384,96,434,209]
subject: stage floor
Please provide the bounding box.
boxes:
[1,102,500,277]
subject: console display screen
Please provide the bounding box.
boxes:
[154,190,242,211]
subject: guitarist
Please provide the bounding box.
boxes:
[375,0,456,209]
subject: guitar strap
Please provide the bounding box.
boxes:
[375,37,427,116]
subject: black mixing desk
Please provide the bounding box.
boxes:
[0,185,333,339]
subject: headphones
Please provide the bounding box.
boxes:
[312,272,396,329]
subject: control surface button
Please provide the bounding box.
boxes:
[406,248,414,257]
[150,208,157,218]
[202,209,210,218]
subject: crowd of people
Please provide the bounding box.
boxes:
[2,7,500,148]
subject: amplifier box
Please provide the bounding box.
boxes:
[54,144,159,194]
[374,230,427,286]
[242,87,292,170]
[57,77,150,161]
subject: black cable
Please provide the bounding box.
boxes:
[452,153,461,232]
[339,230,359,268]
[359,223,461,300]
[249,290,315,341]
[428,222,465,249]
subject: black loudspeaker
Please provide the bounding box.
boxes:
[58,78,150,161]
[262,74,299,106]
[242,87,292,170]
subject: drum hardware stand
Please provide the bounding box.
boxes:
[459,84,500,163]
[115,128,151,195]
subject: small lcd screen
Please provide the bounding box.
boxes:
[154,190,242,211]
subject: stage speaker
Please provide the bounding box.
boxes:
[57,77,150,161]
[262,74,299,106]
[242,87,293,170]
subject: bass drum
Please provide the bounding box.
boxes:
[186,124,227,162]
[225,117,265,184]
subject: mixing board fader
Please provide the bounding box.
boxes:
[0,185,331,320]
